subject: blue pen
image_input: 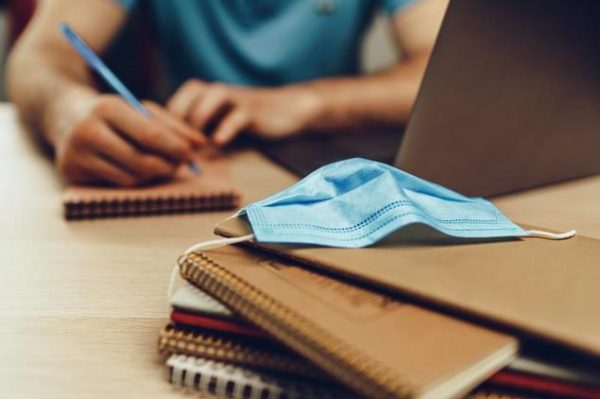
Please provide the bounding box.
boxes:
[59,22,200,174]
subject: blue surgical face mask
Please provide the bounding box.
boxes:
[187,158,575,252]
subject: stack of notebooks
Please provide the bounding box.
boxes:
[157,246,600,399]
[161,284,357,398]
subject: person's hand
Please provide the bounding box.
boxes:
[54,94,204,186]
[167,80,322,147]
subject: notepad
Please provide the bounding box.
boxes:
[63,159,240,219]
[177,246,517,399]
[170,283,234,318]
[166,354,354,399]
[215,216,600,358]
[159,324,323,381]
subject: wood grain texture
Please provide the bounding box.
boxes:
[2,101,599,399]
[0,104,295,398]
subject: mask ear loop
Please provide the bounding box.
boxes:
[166,260,181,311]
[167,212,254,304]
[526,229,576,240]
[183,211,254,254]
[184,234,255,254]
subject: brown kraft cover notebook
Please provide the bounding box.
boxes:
[215,218,600,357]
[158,323,326,381]
[63,158,240,219]
[178,246,517,399]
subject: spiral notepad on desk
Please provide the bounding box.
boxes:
[63,159,240,220]
[167,354,349,399]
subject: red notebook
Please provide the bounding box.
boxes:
[170,309,265,338]
[488,370,600,399]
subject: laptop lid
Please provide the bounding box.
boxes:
[396,0,600,197]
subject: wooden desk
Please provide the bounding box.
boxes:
[0,104,296,398]
[2,102,599,398]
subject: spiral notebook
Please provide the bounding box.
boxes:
[170,283,266,338]
[215,216,600,358]
[159,324,325,381]
[166,283,600,399]
[63,159,240,220]
[166,354,355,399]
[170,283,234,318]
[166,353,526,399]
[177,246,517,399]
[161,326,600,399]
[465,391,531,399]
[166,280,600,399]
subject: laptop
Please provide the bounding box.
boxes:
[257,128,402,177]
[396,0,600,196]
[261,0,600,197]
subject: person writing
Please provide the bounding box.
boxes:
[6,0,446,186]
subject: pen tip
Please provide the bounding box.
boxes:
[189,161,202,175]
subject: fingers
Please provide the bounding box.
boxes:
[168,81,242,140]
[57,102,185,187]
[93,96,194,162]
[68,152,137,187]
[212,109,249,147]
[144,101,207,146]
[167,80,206,119]
[84,155,138,187]
[89,121,178,184]
[188,86,232,131]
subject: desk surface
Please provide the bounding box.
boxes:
[1,103,599,398]
[0,104,297,399]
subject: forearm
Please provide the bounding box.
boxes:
[301,52,430,132]
[5,0,127,148]
[6,47,98,147]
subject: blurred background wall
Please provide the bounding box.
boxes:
[0,2,397,101]
[0,3,7,99]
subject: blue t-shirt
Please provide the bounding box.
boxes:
[115,0,413,92]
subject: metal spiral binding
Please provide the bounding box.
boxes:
[167,354,342,399]
[466,390,522,399]
[179,252,413,399]
[64,192,240,220]
[158,324,327,381]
